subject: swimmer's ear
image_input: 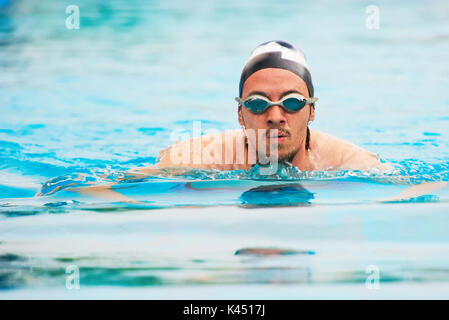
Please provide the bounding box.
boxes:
[238,106,245,127]
[309,104,315,122]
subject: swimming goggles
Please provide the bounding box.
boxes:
[235,93,318,114]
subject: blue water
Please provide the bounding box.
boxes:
[1,0,449,299]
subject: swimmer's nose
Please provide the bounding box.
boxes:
[266,105,286,127]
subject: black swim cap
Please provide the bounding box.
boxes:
[239,40,314,98]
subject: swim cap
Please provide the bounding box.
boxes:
[239,40,314,98]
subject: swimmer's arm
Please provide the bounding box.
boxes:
[68,143,206,201]
[339,143,393,172]
[76,137,207,188]
[68,161,194,202]
[71,184,138,202]
[98,144,194,182]
[338,144,447,201]
[344,152,393,172]
[93,143,205,185]
[380,181,447,202]
[312,130,392,172]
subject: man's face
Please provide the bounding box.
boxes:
[238,68,315,162]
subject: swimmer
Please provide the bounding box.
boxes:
[60,40,447,202]
[134,40,391,175]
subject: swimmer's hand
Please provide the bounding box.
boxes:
[380,181,447,202]
[36,173,97,197]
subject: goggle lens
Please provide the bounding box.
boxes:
[282,97,306,111]
[243,97,307,114]
[245,99,269,114]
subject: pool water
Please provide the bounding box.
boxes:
[1,0,449,299]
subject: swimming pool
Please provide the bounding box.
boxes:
[1,0,449,299]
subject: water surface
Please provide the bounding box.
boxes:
[1,0,449,298]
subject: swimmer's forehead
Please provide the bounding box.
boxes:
[241,68,309,99]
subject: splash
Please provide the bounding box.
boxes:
[35,160,449,197]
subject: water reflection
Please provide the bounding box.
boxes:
[239,183,314,208]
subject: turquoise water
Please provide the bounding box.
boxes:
[1,0,449,298]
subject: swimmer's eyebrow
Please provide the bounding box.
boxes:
[281,90,306,98]
[245,90,307,99]
[245,91,269,98]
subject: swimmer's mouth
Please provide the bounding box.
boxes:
[267,131,289,142]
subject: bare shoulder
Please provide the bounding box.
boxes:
[310,129,390,171]
[154,129,245,170]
